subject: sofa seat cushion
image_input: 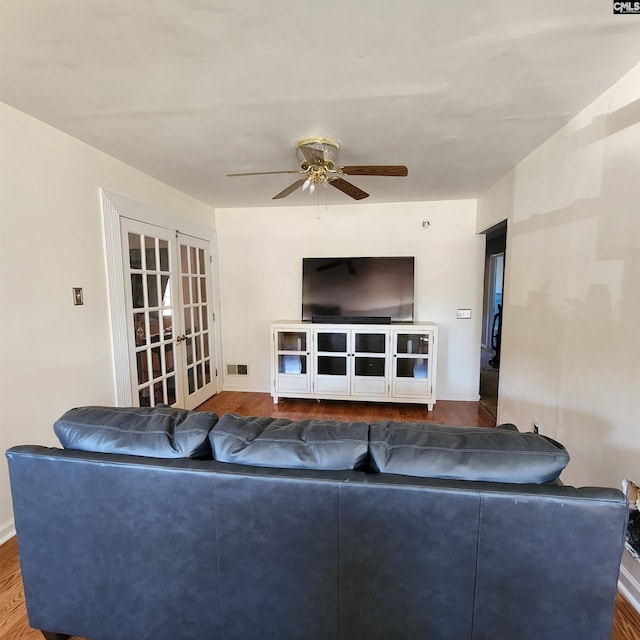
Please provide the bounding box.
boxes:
[54,405,218,458]
[210,413,369,470]
[369,421,569,483]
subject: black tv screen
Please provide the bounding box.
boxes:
[302,257,415,323]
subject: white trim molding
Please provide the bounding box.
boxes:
[101,190,132,405]
[0,519,15,546]
[619,554,640,615]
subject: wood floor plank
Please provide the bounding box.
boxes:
[1,391,637,639]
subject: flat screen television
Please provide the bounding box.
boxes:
[302,256,415,323]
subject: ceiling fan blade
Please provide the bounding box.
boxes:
[273,178,306,199]
[227,170,301,177]
[340,165,408,177]
[330,177,369,200]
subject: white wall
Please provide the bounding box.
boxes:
[0,103,215,542]
[215,199,484,401]
[477,63,640,604]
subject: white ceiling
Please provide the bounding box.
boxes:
[1,1,639,209]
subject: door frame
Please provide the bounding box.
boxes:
[101,189,222,406]
[479,219,507,420]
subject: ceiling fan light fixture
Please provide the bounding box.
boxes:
[295,136,340,171]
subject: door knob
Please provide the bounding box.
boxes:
[176,335,187,344]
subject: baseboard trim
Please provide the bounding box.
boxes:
[0,519,15,546]
[619,561,640,615]
[221,384,269,394]
[437,393,482,402]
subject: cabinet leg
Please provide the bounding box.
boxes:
[428,403,434,411]
[273,396,279,404]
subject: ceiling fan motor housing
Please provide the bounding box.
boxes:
[296,136,340,171]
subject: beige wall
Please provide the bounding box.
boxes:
[478,64,640,595]
[215,199,484,401]
[0,103,215,541]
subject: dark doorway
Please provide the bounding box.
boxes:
[480,221,507,418]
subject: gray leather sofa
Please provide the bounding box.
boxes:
[6,407,628,640]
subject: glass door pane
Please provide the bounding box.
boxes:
[354,358,385,377]
[355,333,386,353]
[278,332,306,351]
[396,333,430,355]
[278,354,306,374]
[396,358,429,378]
[317,356,347,376]
[317,332,347,352]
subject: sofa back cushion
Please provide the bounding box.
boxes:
[54,405,218,458]
[210,413,369,470]
[369,421,569,483]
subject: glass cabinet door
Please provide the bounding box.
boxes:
[314,330,350,395]
[392,330,432,398]
[273,328,311,397]
[316,331,348,376]
[352,330,388,396]
[354,332,386,376]
[277,331,308,375]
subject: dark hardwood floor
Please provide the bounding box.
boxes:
[1,392,638,639]
[197,391,498,427]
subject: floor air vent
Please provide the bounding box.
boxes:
[226,364,249,376]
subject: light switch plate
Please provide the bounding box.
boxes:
[457,308,471,319]
[72,287,84,305]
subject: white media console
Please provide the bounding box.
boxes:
[270,321,438,409]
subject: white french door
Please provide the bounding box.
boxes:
[120,218,217,409]
[177,233,217,407]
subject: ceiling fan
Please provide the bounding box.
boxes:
[227,136,408,201]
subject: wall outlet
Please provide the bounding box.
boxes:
[456,308,472,319]
[533,420,540,434]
